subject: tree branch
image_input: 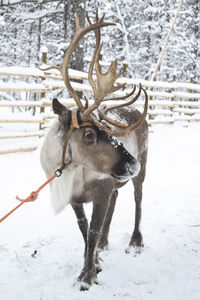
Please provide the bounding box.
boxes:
[0,0,62,6]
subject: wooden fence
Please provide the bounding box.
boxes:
[0,66,200,154]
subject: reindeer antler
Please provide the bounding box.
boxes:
[42,9,148,137]
[41,9,115,113]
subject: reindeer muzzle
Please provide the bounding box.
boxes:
[111,152,140,182]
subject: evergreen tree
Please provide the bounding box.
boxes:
[0,0,199,83]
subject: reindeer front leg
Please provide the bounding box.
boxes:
[71,203,88,257]
[78,193,111,291]
[98,190,118,250]
[127,149,148,253]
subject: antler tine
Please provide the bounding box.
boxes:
[120,87,148,134]
[84,96,89,109]
[99,12,106,23]
[86,7,100,24]
[82,43,124,120]
[86,11,92,25]
[101,84,136,102]
[96,6,99,21]
[81,43,103,120]
[97,85,141,129]
[87,87,148,137]
[104,83,142,113]
[86,9,101,104]
[95,45,124,97]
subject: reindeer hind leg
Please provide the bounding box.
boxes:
[98,190,118,251]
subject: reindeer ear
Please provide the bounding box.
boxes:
[53,98,67,115]
[52,98,71,125]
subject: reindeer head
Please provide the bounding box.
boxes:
[42,9,148,182]
[50,98,140,182]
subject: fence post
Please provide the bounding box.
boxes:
[170,72,177,121]
[171,73,176,111]
[188,74,194,120]
[148,87,153,121]
[99,53,103,72]
[122,63,128,91]
[189,74,194,103]
[40,46,48,130]
[122,63,128,77]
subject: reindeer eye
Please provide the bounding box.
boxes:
[83,129,96,144]
[85,131,94,139]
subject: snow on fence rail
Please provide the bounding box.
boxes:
[1,66,200,96]
[0,66,200,154]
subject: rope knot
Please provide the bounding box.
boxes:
[16,191,38,203]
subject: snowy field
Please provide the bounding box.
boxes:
[0,123,200,300]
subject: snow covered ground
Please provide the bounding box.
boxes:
[0,123,200,300]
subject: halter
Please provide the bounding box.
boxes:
[59,109,93,172]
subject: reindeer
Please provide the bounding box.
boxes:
[40,9,148,290]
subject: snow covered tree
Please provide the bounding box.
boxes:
[69,0,86,71]
[0,0,199,83]
[158,0,200,83]
[0,1,65,66]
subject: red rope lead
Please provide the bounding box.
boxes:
[0,171,60,224]
[0,112,77,224]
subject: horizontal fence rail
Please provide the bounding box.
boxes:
[0,65,200,154]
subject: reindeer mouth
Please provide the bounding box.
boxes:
[111,173,130,182]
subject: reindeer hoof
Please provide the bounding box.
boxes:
[95,263,102,274]
[126,232,144,255]
[79,282,90,291]
[78,267,97,291]
[130,232,144,248]
[125,245,144,256]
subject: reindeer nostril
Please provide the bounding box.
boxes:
[111,153,140,182]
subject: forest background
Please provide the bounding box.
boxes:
[0,0,199,85]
